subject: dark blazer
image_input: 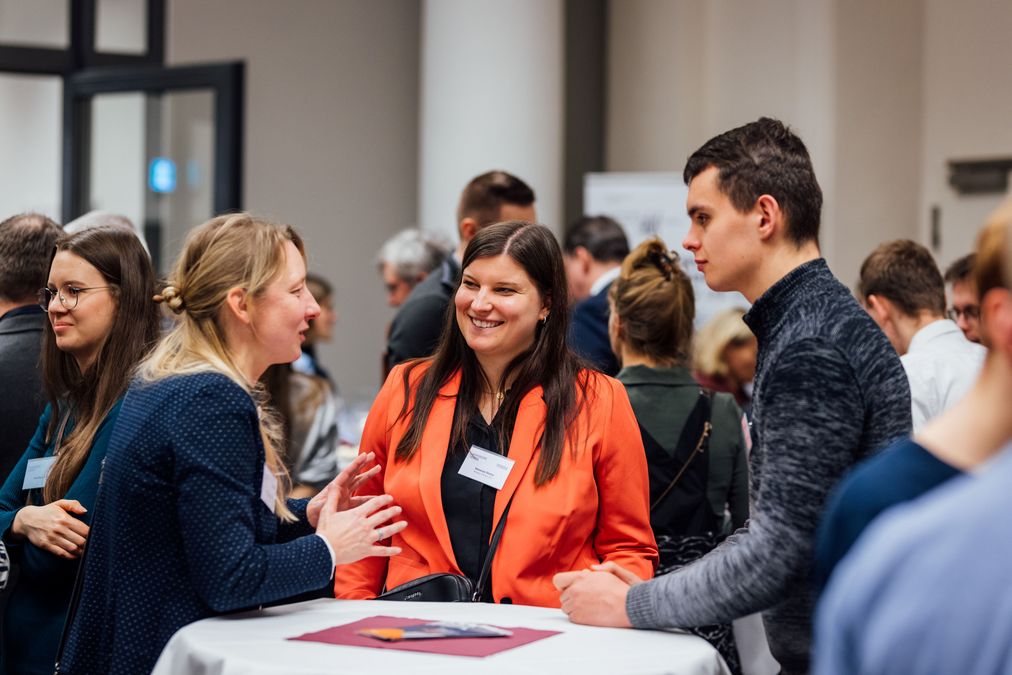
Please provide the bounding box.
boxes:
[385,256,460,373]
[0,401,122,675]
[0,307,47,482]
[61,372,334,675]
[569,282,620,376]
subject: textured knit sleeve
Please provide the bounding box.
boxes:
[627,338,864,627]
[174,382,333,612]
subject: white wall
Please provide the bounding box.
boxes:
[920,0,1012,268]
[605,0,963,287]
[168,0,421,402]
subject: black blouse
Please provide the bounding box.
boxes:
[440,404,512,598]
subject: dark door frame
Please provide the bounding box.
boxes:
[62,62,245,223]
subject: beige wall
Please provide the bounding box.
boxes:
[168,0,421,401]
[606,0,1012,288]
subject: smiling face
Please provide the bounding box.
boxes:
[250,241,321,369]
[46,250,118,372]
[683,166,762,296]
[455,253,549,368]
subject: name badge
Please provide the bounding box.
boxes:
[260,463,278,514]
[458,445,514,490]
[23,456,57,490]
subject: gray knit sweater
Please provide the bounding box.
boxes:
[626,258,911,671]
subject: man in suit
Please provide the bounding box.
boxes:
[563,215,630,375]
[0,212,62,481]
[384,171,536,374]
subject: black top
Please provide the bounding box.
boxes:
[440,404,510,598]
[0,305,47,483]
[386,256,460,372]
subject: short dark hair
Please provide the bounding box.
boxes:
[684,117,823,246]
[943,253,976,285]
[562,215,630,263]
[858,239,946,316]
[457,170,535,229]
[0,212,62,303]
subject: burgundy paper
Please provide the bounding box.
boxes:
[287,615,560,658]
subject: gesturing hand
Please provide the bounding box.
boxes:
[315,489,407,566]
[307,452,381,528]
[11,500,90,559]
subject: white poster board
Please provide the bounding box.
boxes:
[584,172,749,329]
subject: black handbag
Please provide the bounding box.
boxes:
[375,498,513,603]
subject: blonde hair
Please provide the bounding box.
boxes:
[142,213,303,521]
[974,200,1012,297]
[693,307,753,378]
[609,238,694,366]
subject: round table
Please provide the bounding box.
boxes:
[152,599,730,675]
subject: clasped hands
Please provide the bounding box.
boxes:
[553,561,643,628]
[11,499,90,559]
[308,452,407,565]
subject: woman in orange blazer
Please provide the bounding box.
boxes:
[334,221,657,607]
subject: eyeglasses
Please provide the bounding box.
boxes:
[38,284,114,310]
[947,306,980,321]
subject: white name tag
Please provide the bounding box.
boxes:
[23,456,57,490]
[458,444,514,490]
[260,463,278,514]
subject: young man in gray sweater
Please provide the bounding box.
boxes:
[555,118,911,674]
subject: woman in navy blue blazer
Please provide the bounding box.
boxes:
[60,214,406,674]
[0,226,159,675]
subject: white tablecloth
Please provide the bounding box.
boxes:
[152,599,730,675]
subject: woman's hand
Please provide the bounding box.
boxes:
[306,452,381,528]
[11,500,90,559]
[315,490,407,565]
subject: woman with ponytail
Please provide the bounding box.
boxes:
[0,226,159,675]
[59,214,405,675]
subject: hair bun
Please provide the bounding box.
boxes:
[645,246,675,281]
[154,285,186,314]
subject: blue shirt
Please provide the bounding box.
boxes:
[814,438,961,591]
[815,445,1012,675]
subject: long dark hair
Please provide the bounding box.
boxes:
[41,226,160,502]
[394,221,587,485]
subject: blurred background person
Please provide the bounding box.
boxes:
[0,226,159,675]
[944,253,981,344]
[563,215,630,376]
[293,273,337,384]
[376,228,451,308]
[334,221,656,605]
[262,363,340,499]
[858,240,985,431]
[62,211,150,256]
[608,238,749,672]
[815,204,1012,675]
[0,213,62,482]
[693,308,757,414]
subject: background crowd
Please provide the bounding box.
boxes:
[0,116,1008,675]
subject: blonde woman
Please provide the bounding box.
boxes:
[59,214,405,675]
[693,307,757,411]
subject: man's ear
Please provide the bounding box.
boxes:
[864,293,892,326]
[224,287,252,326]
[755,194,784,242]
[459,217,479,244]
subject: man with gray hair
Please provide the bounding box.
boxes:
[376,228,450,308]
[0,212,62,480]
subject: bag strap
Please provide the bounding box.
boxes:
[650,390,713,512]
[471,496,514,602]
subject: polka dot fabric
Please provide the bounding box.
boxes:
[60,372,333,674]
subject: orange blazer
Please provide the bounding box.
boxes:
[333,362,657,607]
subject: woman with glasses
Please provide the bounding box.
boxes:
[0,226,160,675]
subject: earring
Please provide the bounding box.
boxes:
[541,314,549,325]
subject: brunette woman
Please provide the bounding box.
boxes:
[0,226,159,675]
